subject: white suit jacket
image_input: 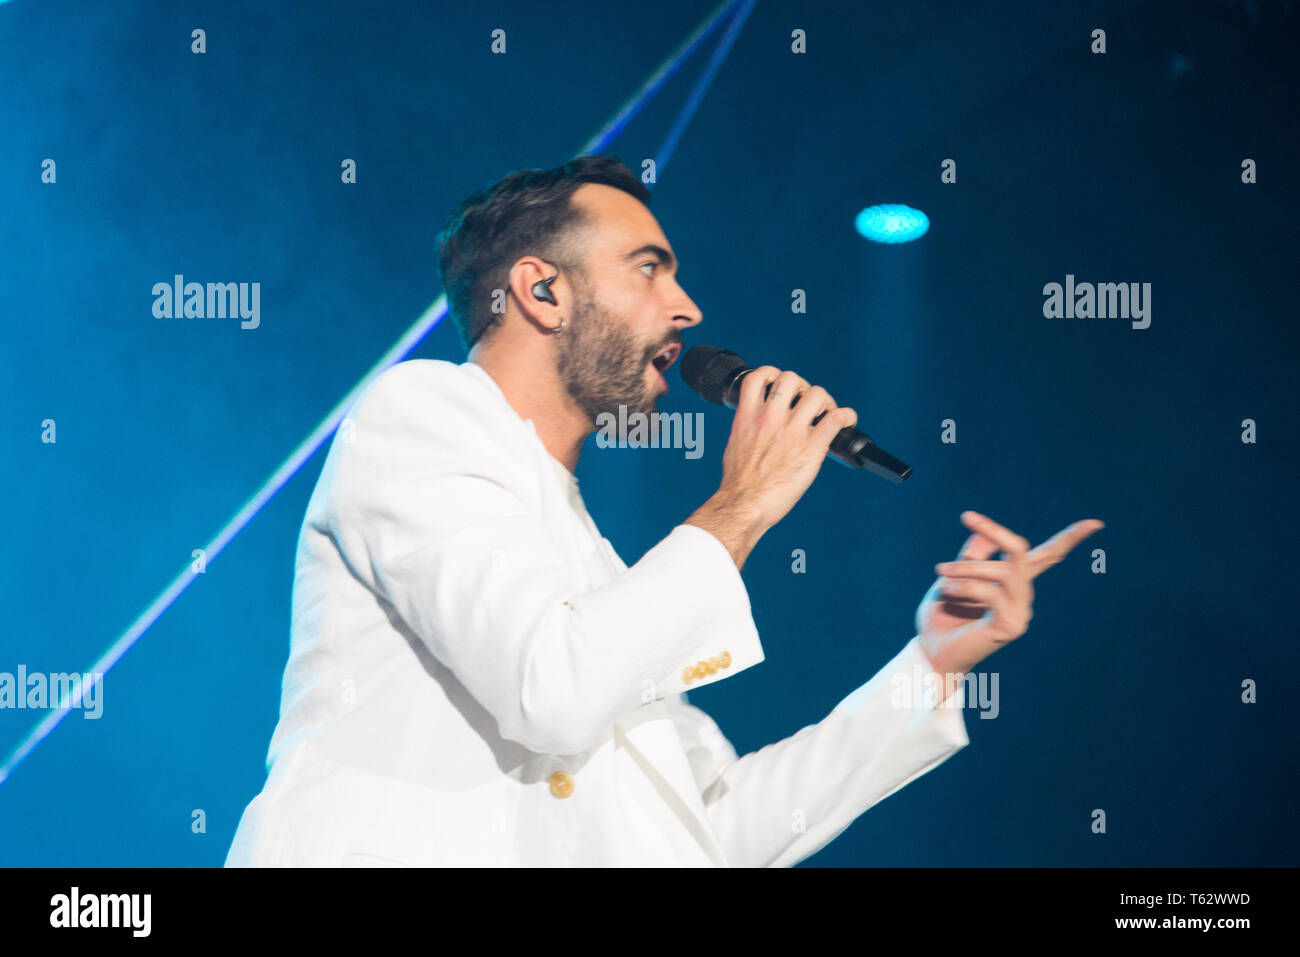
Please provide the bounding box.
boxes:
[225,358,969,867]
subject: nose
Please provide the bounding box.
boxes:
[670,283,703,330]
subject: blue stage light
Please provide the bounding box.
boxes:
[855,204,930,243]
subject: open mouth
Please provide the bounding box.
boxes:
[650,343,681,375]
[649,343,680,393]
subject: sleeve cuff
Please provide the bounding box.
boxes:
[893,636,972,747]
[652,523,765,698]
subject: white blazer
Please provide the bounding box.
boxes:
[225,358,969,867]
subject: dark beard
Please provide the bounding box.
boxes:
[554,292,660,424]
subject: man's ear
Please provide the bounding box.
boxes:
[508,258,552,309]
[506,256,565,334]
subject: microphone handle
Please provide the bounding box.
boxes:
[723,370,913,483]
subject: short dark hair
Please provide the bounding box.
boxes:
[436,155,651,351]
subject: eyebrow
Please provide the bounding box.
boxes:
[622,243,677,275]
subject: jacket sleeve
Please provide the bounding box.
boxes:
[667,635,969,867]
[319,362,765,756]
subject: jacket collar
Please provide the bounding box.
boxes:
[459,361,578,488]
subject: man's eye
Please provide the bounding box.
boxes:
[639,262,657,277]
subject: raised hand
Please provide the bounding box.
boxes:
[915,511,1104,676]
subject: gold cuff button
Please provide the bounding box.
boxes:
[549,770,574,799]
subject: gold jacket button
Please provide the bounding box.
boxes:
[683,665,696,684]
[549,770,574,799]
[720,650,731,668]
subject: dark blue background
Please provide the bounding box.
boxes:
[2,0,1296,866]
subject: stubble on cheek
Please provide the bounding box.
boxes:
[557,300,658,422]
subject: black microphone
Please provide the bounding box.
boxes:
[680,345,913,483]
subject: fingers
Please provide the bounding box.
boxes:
[935,560,1011,582]
[960,510,1030,559]
[955,531,999,562]
[763,370,812,415]
[736,365,781,411]
[738,366,842,419]
[740,366,852,445]
[719,364,852,530]
[939,578,1008,611]
[961,512,1029,600]
[940,579,1029,641]
[947,511,1033,640]
[795,382,854,451]
[813,405,856,446]
[795,385,832,422]
[1028,519,1105,576]
[927,511,1096,649]
[935,558,1031,606]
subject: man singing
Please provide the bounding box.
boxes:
[226,156,1101,867]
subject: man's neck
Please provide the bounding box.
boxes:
[467,350,589,474]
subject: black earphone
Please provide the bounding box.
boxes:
[532,273,558,305]
[471,260,559,346]
[531,257,560,305]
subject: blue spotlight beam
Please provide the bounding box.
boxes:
[577,0,747,158]
[0,0,755,787]
[652,0,757,183]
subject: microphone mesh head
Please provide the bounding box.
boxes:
[680,345,747,405]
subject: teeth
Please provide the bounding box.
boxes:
[650,345,678,372]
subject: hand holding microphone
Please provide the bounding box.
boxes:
[713,365,859,535]
[681,346,896,569]
[681,345,913,482]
